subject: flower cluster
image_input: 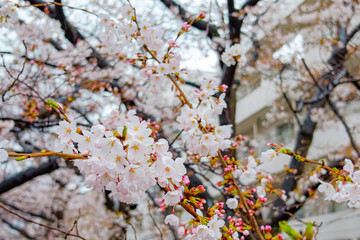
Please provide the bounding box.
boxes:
[22,98,41,122]
[176,78,231,157]
[222,149,277,187]
[0,2,17,27]
[318,159,360,208]
[56,110,186,204]
[180,210,225,240]
[139,50,182,93]
[225,216,250,240]
[98,5,166,54]
[221,44,247,67]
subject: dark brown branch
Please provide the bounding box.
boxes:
[70,107,93,125]
[219,0,262,129]
[272,68,348,212]
[326,97,360,157]
[1,218,34,239]
[26,0,110,69]
[0,157,59,195]
[159,0,219,39]
[49,38,65,51]
[241,0,263,8]
[274,88,325,201]
[296,67,348,111]
[301,57,323,91]
[346,22,360,44]
[0,199,55,222]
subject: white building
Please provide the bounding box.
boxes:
[234,0,360,238]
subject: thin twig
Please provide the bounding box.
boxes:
[125,219,137,240]
[301,57,323,91]
[17,1,97,16]
[147,201,163,240]
[0,204,87,240]
[169,130,183,147]
[65,210,81,239]
[217,151,264,239]
[326,98,360,157]
[301,59,359,157]
[279,65,302,129]
[1,40,28,102]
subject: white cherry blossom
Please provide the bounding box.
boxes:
[226,198,238,209]
[165,214,179,226]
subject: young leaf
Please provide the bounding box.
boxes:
[279,221,302,240]
[303,222,314,240]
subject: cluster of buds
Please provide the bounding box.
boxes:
[145,119,161,139]
[22,98,40,122]
[183,185,207,210]
[222,216,250,239]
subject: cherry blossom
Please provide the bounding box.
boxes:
[221,44,247,67]
[1,1,359,239]
[226,198,239,209]
[55,109,186,205]
[165,214,179,226]
[260,149,277,163]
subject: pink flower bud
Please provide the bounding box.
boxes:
[168,40,179,48]
[265,225,272,232]
[219,84,228,92]
[181,22,191,32]
[198,185,205,191]
[182,175,190,186]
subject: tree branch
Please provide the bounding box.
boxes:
[0,199,55,222]
[159,0,219,39]
[0,203,86,240]
[279,64,302,129]
[270,21,355,225]
[0,157,59,195]
[1,218,34,239]
[326,98,360,157]
[269,160,343,228]
[26,0,110,69]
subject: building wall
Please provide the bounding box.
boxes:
[234,0,360,236]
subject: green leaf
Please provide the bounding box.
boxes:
[46,99,60,109]
[122,125,127,137]
[15,156,26,161]
[304,222,314,240]
[279,221,302,240]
